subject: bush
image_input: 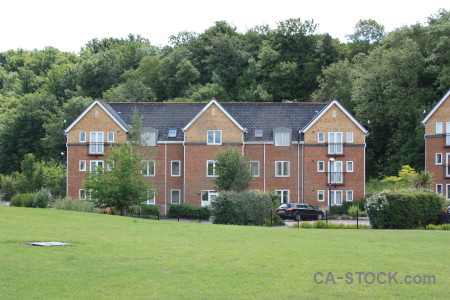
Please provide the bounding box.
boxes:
[426,224,450,230]
[10,193,35,207]
[330,199,366,215]
[366,189,444,229]
[169,204,210,219]
[0,175,16,201]
[32,188,51,208]
[210,190,274,226]
[54,198,101,213]
[348,205,360,218]
[139,204,159,216]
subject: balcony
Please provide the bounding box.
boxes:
[326,171,345,186]
[89,142,104,155]
[445,134,450,147]
[327,143,344,156]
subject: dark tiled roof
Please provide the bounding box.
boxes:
[108,102,328,142]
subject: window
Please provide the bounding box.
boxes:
[346,190,353,202]
[275,161,290,177]
[171,161,181,177]
[168,129,177,138]
[346,161,354,172]
[250,161,260,177]
[255,130,263,138]
[436,153,443,165]
[79,160,86,172]
[436,122,443,134]
[89,132,104,154]
[346,132,353,143]
[171,189,181,204]
[318,132,325,143]
[107,132,114,143]
[274,129,291,146]
[436,184,442,195]
[317,161,325,172]
[447,184,450,200]
[317,190,325,202]
[207,130,222,145]
[80,131,86,142]
[328,132,343,155]
[207,160,217,177]
[330,190,343,206]
[79,189,86,200]
[447,123,450,146]
[276,190,290,203]
[89,160,104,174]
[141,128,158,146]
[329,161,343,184]
[141,160,155,177]
[147,190,156,205]
[201,190,218,207]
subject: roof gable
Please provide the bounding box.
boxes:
[65,100,128,133]
[422,89,450,124]
[182,100,244,132]
[301,100,367,134]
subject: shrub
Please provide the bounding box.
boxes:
[290,221,369,229]
[169,204,210,219]
[210,190,274,226]
[330,199,367,215]
[348,205,360,218]
[139,204,159,216]
[366,189,444,229]
[10,193,35,207]
[32,188,51,208]
[0,175,16,201]
[54,198,101,213]
[426,224,450,230]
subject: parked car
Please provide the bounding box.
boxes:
[276,203,324,221]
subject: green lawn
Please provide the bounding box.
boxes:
[0,207,449,299]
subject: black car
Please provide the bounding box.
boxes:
[276,203,324,221]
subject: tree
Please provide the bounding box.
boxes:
[212,148,252,192]
[84,143,151,216]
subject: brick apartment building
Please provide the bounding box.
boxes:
[422,89,450,198]
[65,99,367,214]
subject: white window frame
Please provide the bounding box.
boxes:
[275,161,290,177]
[328,132,343,155]
[207,130,222,145]
[346,132,354,143]
[89,131,104,154]
[346,190,354,202]
[317,161,325,172]
[446,122,450,145]
[79,189,86,200]
[141,131,157,146]
[436,122,443,134]
[201,190,218,207]
[330,190,343,206]
[171,161,181,177]
[107,132,114,143]
[147,190,156,205]
[318,132,325,143]
[89,160,104,174]
[346,161,354,172]
[436,153,443,165]
[207,160,217,177]
[250,161,260,177]
[274,131,290,146]
[317,190,325,202]
[329,161,343,184]
[80,131,86,143]
[446,184,450,200]
[141,160,156,177]
[79,160,86,172]
[171,189,181,204]
[276,190,290,204]
[436,184,443,195]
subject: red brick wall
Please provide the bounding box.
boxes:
[425,136,450,196]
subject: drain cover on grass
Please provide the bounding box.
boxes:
[27,242,70,247]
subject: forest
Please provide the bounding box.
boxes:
[0,9,448,183]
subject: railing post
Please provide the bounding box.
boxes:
[177,213,180,222]
[157,211,160,220]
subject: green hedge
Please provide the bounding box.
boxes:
[210,190,275,226]
[139,204,159,216]
[291,221,369,229]
[366,189,444,229]
[10,193,35,207]
[330,199,366,215]
[169,204,210,219]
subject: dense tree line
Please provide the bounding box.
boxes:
[0,9,448,180]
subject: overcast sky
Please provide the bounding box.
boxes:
[1,0,448,53]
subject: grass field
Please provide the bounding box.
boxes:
[0,206,449,299]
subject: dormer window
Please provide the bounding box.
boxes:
[255,130,263,138]
[273,128,292,146]
[141,128,158,146]
[207,130,222,145]
[168,129,177,138]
